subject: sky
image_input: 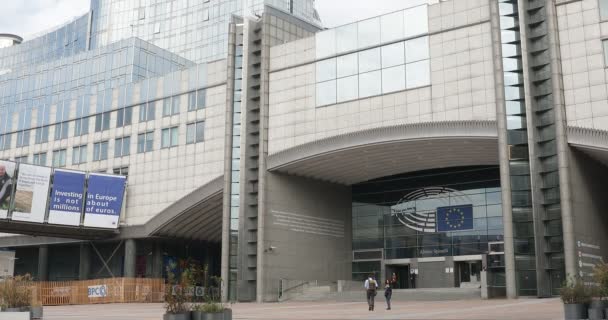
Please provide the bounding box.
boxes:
[0,0,429,40]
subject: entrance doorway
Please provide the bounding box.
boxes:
[455,260,482,287]
[386,265,410,289]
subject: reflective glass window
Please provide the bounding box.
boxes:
[358,48,381,73]
[337,53,358,78]
[359,71,382,98]
[337,75,359,103]
[33,152,47,166]
[316,58,336,82]
[603,40,608,66]
[381,42,405,68]
[357,17,381,49]
[381,11,405,43]
[72,145,87,164]
[382,65,406,93]
[406,60,430,89]
[161,127,179,148]
[316,80,337,106]
[405,37,429,63]
[187,121,205,144]
[336,23,358,53]
[315,29,336,59]
[115,136,130,158]
[404,5,428,38]
[52,149,67,167]
[93,141,109,161]
[197,89,206,109]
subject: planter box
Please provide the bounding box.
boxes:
[0,311,30,320]
[564,304,588,320]
[163,313,191,320]
[588,307,604,320]
[192,309,232,320]
[30,306,43,319]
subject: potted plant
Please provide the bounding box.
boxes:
[591,262,608,319]
[190,269,231,320]
[0,274,33,314]
[163,268,193,320]
[561,276,591,320]
[191,302,232,320]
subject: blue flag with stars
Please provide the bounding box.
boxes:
[436,205,473,232]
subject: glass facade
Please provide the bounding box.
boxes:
[314,5,430,106]
[89,0,319,65]
[352,167,503,277]
[228,24,244,302]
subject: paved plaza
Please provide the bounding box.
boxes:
[43,298,564,320]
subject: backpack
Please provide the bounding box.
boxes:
[368,279,377,292]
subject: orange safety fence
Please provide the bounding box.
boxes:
[27,278,165,306]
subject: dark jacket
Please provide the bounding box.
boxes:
[384,284,392,298]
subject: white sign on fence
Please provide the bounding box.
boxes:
[88,284,108,298]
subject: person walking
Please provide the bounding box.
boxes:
[384,279,393,310]
[364,274,378,311]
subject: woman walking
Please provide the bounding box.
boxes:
[384,279,393,310]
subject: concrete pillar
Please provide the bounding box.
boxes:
[79,243,91,280]
[37,245,48,281]
[152,242,163,278]
[124,239,136,278]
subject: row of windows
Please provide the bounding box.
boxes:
[315,37,430,106]
[10,120,205,167]
[2,89,206,151]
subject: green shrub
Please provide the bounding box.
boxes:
[192,302,224,313]
[560,276,592,305]
[593,262,608,299]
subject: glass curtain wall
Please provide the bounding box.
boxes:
[228,25,245,302]
[352,167,503,279]
[498,0,537,296]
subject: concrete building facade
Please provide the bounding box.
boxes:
[0,0,607,303]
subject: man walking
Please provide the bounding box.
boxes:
[364,274,378,311]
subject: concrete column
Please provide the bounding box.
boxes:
[79,243,91,280]
[152,242,163,278]
[37,245,48,281]
[124,239,137,278]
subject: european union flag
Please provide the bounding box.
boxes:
[436,205,473,232]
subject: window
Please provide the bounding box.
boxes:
[116,107,133,127]
[154,23,161,34]
[36,104,50,143]
[139,101,156,122]
[72,145,88,165]
[75,96,89,136]
[113,166,129,177]
[35,126,49,144]
[95,112,111,132]
[186,121,205,144]
[14,156,28,163]
[115,136,131,158]
[316,80,337,106]
[161,127,179,148]
[138,7,145,20]
[93,141,109,161]
[33,152,47,166]
[188,90,206,111]
[55,101,70,140]
[163,97,179,116]
[16,130,31,147]
[604,40,608,66]
[53,149,67,167]
[16,108,32,147]
[0,134,11,150]
[137,131,154,153]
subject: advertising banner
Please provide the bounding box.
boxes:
[48,169,86,226]
[0,161,16,219]
[11,164,52,223]
[88,284,108,298]
[83,173,126,229]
